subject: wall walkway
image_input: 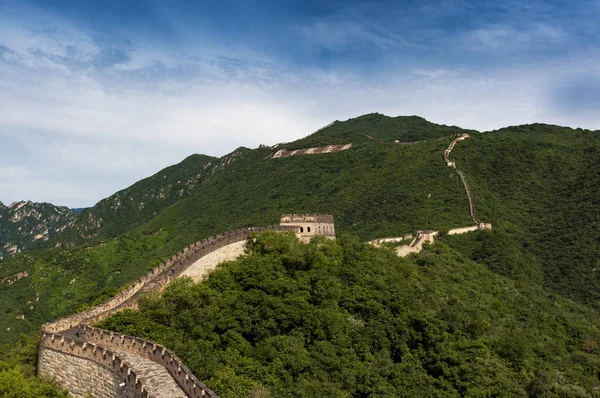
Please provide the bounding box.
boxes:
[444,134,492,230]
[39,226,297,398]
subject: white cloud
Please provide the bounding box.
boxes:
[1,2,599,208]
[460,23,567,52]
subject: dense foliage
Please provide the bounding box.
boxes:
[0,231,170,342]
[0,334,66,397]
[446,124,600,307]
[100,232,600,397]
[0,114,598,395]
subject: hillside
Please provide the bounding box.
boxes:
[0,113,598,348]
[0,114,476,343]
[0,201,76,260]
[443,124,600,306]
[62,153,218,243]
[99,232,600,397]
[0,154,218,258]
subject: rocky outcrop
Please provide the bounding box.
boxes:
[272,144,352,158]
[0,201,76,260]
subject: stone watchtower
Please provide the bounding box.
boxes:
[280,214,336,243]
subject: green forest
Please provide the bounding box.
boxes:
[0,335,66,397]
[99,232,600,397]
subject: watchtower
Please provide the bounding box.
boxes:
[280,214,336,242]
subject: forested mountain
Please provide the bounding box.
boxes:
[445,124,600,307]
[0,114,470,259]
[0,113,599,396]
[0,154,218,258]
[62,153,218,243]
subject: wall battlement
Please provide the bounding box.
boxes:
[79,325,213,398]
[39,225,298,397]
[39,331,151,397]
[280,214,336,242]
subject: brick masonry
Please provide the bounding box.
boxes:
[37,224,305,397]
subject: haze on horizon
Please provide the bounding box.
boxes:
[1,0,599,208]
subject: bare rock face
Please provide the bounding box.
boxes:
[0,201,76,260]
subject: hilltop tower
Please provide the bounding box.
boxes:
[280,214,335,242]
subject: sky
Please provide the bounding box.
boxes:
[1,0,599,208]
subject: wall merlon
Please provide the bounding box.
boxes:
[79,325,218,398]
[39,332,153,398]
[40,225,302,397]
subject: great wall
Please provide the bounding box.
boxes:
[444,134,492,233]
[37,132,491,397]
[272,143,352,158]
[369,133,491,257]
[39,226,298,398]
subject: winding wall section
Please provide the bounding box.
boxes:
[444,134,492,230]
[39,226,297,398]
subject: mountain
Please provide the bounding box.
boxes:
[0,113,598,346]
[0,114,471,259]
[445,123,600,306]
[0,154,218,258]
[0,201,76,260]
[61,153,218,243]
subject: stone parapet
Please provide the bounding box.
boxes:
[80,325,217,398]
[40,225,299,397]
[42,226,297,333]
[40,331,153,398]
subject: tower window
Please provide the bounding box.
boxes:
[307,226,311,232]
[300,227,304,233]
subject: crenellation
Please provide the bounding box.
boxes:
[280,214,336,243]
[40,224,300,397]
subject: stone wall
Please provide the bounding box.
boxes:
[444,134,492,229]
[39,225,298,397]
[43,226,297,333]
[448,224,492,235]
[39,332,150,397]
[396,231,438,257]
[179,241,247,283]
[272,144,352,159]
[79,325,215,398]
[367,235,413,247]
[447,226,479,235]
[39,347,135,398]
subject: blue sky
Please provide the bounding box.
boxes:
[1,0,599,207]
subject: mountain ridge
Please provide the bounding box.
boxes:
[0,113,598,342]
[0,112,599,396]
